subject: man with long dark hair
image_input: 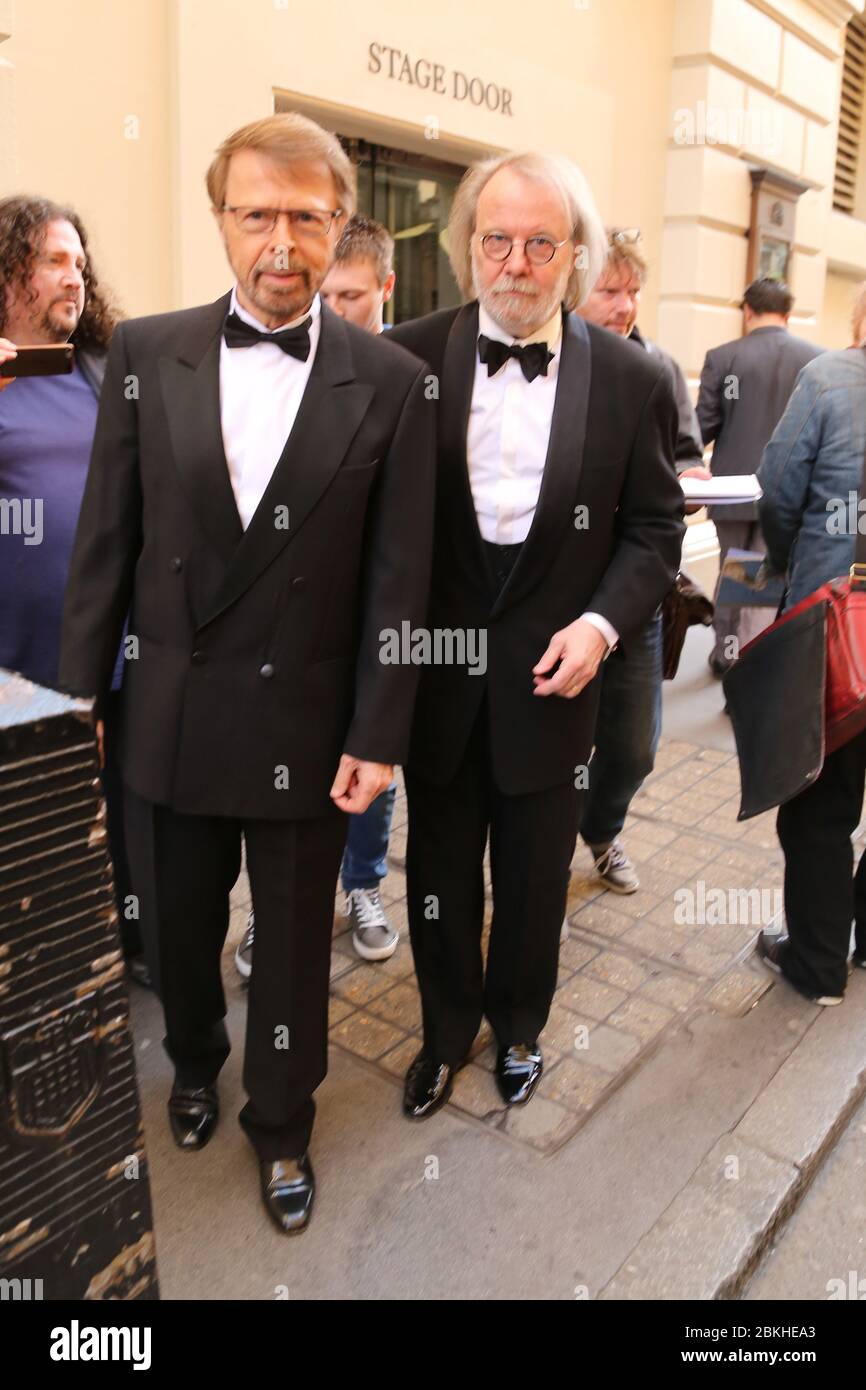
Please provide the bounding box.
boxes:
[0,195,147,980]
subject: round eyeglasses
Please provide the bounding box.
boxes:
[222,207,343,237]
[478,232,569,266]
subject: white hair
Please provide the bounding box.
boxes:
[447,150,608,310]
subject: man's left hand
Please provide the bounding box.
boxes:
[532,618,608,699]
[330,755,393,814]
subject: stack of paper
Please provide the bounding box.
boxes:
[679,474,763,507]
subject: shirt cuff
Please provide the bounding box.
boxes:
[581,611,619,655]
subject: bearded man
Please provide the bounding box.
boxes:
[389,152,684,1118]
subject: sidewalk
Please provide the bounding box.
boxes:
[130,628,866,1298]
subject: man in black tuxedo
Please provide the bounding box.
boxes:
[389,153,684,1118]
[59,113,434,1233]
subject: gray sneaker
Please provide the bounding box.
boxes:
[589,839,639,894]
[234,910,254,982]
[345,888,398,961]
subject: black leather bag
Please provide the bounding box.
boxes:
[661,569,715,680]
[723,598,827,820]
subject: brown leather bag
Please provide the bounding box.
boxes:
[661,569,715,680]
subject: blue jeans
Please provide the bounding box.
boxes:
[341,781,398,892]
[580,611,663,847]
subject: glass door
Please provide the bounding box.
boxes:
[338,138,465,324]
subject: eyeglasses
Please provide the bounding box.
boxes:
[478,232,569,266]
[221,207,343,237]
[609,227,641,247]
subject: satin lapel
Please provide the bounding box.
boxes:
[158,291,243,565]
[491,309,592,617]
[200,304,373,627]
[440,302,489,591]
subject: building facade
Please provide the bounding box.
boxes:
[2,0,866,378]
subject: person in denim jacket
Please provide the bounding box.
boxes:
[755,288,866,1004]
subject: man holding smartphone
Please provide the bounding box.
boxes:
[0,194,147,981]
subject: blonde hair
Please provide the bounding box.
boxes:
[334,213,394,284]
[206,112,356,216]
[448,151,607,310]
[603,228,649,286]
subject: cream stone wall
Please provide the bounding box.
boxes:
[3,0,677,326]
[662,0,863,380]
[2,0,174,319]
[2,0,865,362]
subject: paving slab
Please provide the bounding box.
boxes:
[600,1136,799,1301]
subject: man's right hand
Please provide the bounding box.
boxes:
[679,464,713,516]
[0,337,17,391]
[96,719,105,770]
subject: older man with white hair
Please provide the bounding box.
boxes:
[390,153,685,1118]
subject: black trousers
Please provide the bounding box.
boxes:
[125,788,347,1159]
[405,699,583,1063]
[102,690,141,960]
[777,726,866,998]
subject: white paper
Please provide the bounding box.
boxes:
[680,474,762,505]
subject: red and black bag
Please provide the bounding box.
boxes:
[724,458,866,817]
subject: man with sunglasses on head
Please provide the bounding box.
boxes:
[60,113,434,1235]
[576,227,705,893]
[389,155,684,1120]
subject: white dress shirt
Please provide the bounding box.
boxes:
[219,287,321,530]
[468,303,617,649]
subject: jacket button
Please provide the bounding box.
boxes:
[191,650,205,665]
[170,556,183,572]
[291,576,306,592]
[259,663,275,679]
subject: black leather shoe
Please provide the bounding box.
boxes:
[495,1043,543,1105]
[403,1051,458,1120]
[167,1082,219,1150]
[260,1155,315,1235]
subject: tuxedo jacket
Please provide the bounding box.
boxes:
[59,293,435,819]
[389,303,685,795]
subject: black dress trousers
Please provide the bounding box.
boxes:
[776,725,866,998]
[405,541,583,1061]
[125,792,347,1159]
[405,701,583,1063]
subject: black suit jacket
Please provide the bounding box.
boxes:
[389,303,685,794]
[696,326,823,521]
[59,294,435,819]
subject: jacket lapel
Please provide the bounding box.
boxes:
[440,303,490,594]
[491,308,592,616]
[158,291,244,566]
[200,303,373,627]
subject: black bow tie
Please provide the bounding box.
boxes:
[223,311,312,361]
[478,333,553,383]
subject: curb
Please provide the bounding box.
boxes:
[599,969,866,1300]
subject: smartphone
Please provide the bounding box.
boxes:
[0,343,75,377]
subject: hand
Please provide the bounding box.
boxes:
[679,465,713,480]
[330,754,393,814]
[532,618,608,699]
[95,718,105,770]
[0,337,18,391]
[679,464,713,515]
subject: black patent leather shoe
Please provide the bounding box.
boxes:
[167,1082,219,1150]
[260,1154,315,1235]
[495,1043,543,1105]
[403,1051,458,1120]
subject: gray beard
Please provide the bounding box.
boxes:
[472,263,568,338]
